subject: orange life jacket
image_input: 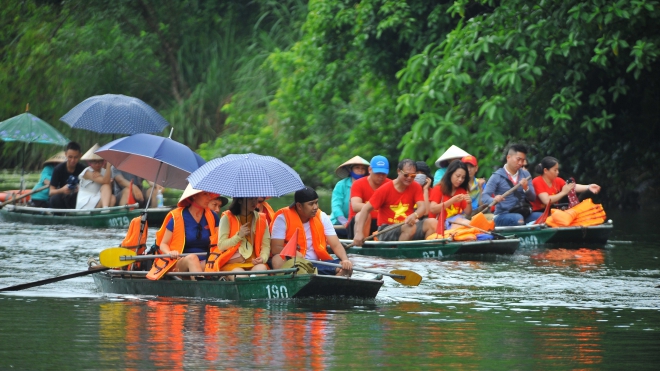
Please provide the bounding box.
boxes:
[146,207,218,280]
[271,207,333,261]
[205,210,268,272]
[259,201,275,226]
[120,215,149,271]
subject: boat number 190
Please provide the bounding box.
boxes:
[265,285,289,299]
[422,250,444,258]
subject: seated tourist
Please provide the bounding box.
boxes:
[49,141,85,209]
[255,197,275,225]
[29,152,65,208]
[346,155,392,238]
[208,195,228,214]
[112,166,161,208]
[76,144,116,209]
[353,159,437,245]
[460,155,486,211]
[146,185,219,280]
[433,145,471,185]
[481,144,541,226]
[429,161,472,229]
[331,156,370,226]
[531,156,601,212]
[204,197,270,280]
[270,187,353,276]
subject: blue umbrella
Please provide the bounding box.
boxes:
[96,133,206,191]
[60,94,169,135]
[187,153,304,197]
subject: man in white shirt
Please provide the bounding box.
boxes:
[270,187,353,276]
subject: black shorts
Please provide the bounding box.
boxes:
[377,221,426,241]
[346,217,379,239]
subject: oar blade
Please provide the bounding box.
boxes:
[389,269,422,286]
[99,247,137,268]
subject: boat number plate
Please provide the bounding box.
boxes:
[519,235,539,247]
[422,250,444,258]
[108,216,131,228]
[265,285,289,299]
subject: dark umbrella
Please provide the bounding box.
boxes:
[0,104,70,191]
[60,94,169,135]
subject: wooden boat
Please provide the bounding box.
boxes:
[93,269,383,300]
[341,237,520,259]
[496,220,613,246]
[0,203,141,228]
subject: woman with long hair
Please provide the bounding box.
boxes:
[429,161,472,228]
[531,156,601,211]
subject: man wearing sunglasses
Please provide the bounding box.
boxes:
[352,159,438,245]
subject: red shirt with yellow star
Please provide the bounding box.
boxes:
[368,181,424,226]
[428,185,468,219]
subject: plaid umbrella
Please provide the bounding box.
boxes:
[187,153,304,197]
[60,94,169,135]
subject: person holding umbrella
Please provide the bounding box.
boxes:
[49,142,85,209]
[146,185,219,281]
[205,197,270,280]
[270,187,353,276]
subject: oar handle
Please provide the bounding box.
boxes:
[307,259,404,279]
[471,176,531,217]
[344,222,404,249]
[0,185,48,208]
[120,251,207,261]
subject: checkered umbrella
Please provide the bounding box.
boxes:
[60,94,169,135]
[187,153,304,197]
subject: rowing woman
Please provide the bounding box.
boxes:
[531,156,601,212]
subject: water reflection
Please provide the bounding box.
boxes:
[531,248,606,271]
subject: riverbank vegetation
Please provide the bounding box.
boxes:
[2,0,658,208]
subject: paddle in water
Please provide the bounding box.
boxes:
[307,259,422,286]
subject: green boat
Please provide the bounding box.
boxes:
[341,237,520,259]
[144,206,174,227]
[93,269,383,300]
[0,203,141,229]
[496,221,613,247]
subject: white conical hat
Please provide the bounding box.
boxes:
[81,143,103,161]
[335,155,370,178]
[43,151,66,165]
[177,183,203,207]
[434,145,471,168]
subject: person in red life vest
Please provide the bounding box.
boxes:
[531,156,601,212]
[270,187,353,276]
[146,184,219,280]
[205,197,270,280]
[255,197,275,226]
[429,161,472,229]
[352,159,438,245]
[208,195,229,214]
[345,155,392,239]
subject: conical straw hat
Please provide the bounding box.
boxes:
[81,143,103,161]
[43,151,66,165]
[434,145,471,168]
[177,183,203,207]
[335,155,370,178]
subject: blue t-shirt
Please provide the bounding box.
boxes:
[166,208,219,259]
[31,165,55,201]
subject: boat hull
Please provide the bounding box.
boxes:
[144,207,174,228]
[343,238,519,259]
[0,205,141,229]
[496,223,613,246]
[93,270,383,300]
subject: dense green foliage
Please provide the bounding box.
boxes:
[2,0,658,206]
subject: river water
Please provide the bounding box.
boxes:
[1,209,659,370]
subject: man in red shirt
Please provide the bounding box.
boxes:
[352,159,438,244]
[345,155,392,238]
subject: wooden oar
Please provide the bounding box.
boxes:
[0,266,109,292]
[470,176,531,217]
[0,185,48,208]
[343,222,404,249]
[307,259,422,286]
[448,220,508,239]
[99,247,207,268]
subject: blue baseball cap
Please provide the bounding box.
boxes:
[370,155,389,174]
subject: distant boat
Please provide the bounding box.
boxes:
[0,203,141,229]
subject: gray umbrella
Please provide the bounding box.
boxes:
[60,94,169,135]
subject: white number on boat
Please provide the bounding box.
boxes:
[266,285,289,299]
[108,216,130,228]
[422,250,443,259]
[519,235,539,247]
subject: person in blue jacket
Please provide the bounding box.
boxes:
[330,156,370,231]
[481,144,542,226]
